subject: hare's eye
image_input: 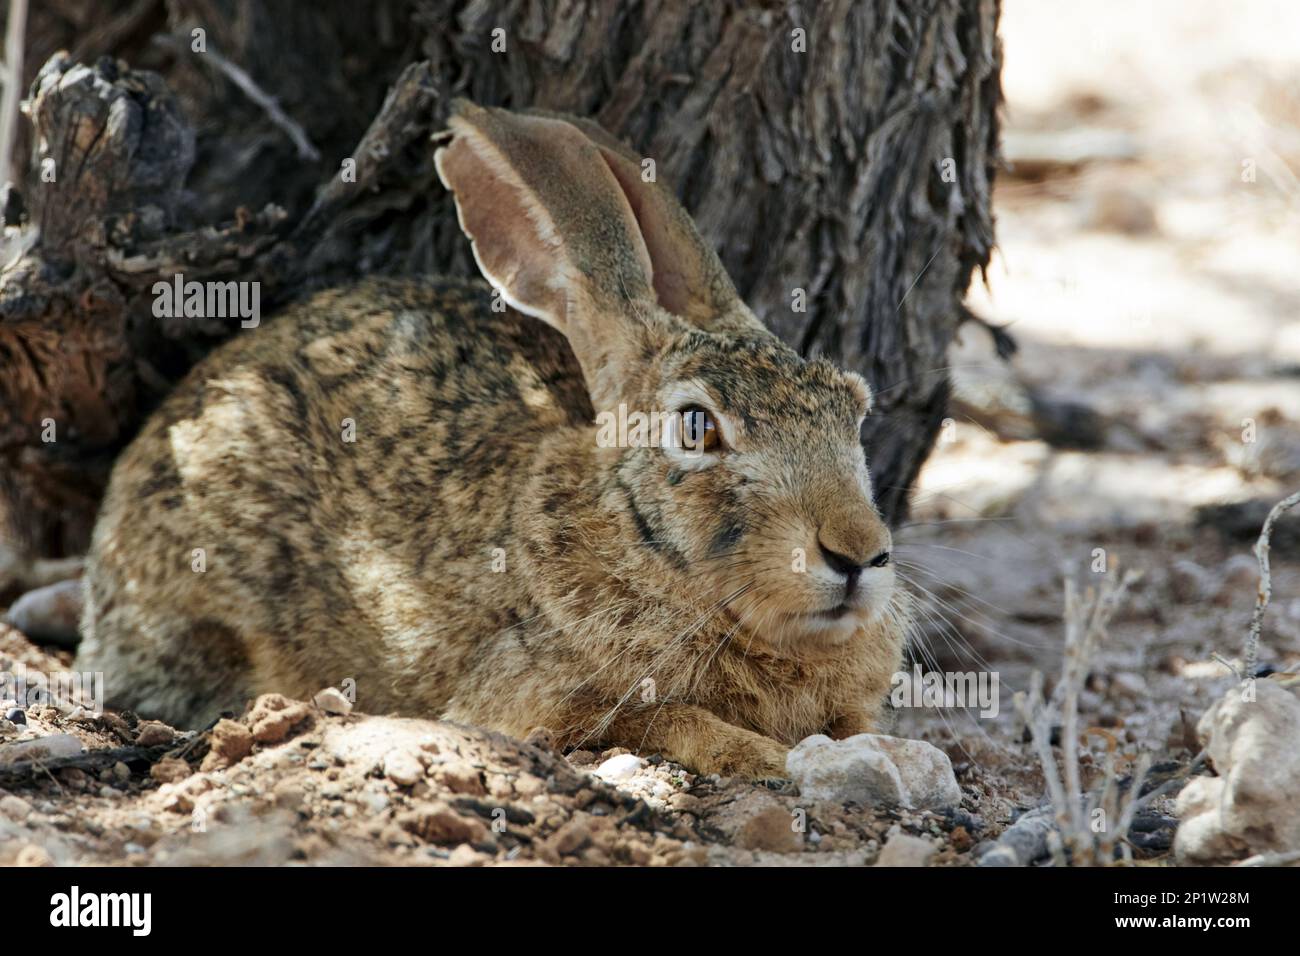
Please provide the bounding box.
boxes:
[681,405,722,453]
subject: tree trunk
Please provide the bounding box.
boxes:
[0,0,1001,585]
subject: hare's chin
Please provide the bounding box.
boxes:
[775,605,872,647]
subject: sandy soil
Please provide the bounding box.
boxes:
[1,0,1297,866]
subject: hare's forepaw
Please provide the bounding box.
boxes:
[700,735,790,781]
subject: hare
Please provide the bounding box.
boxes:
[77,101,907,779]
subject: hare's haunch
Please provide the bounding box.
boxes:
[77,101,907,779]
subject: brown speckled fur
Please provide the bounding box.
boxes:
[77,102,907,778]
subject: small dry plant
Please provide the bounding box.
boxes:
[1014,568,1149,866]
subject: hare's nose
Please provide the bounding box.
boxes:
[818,537,891,596]
[818,539,865,578]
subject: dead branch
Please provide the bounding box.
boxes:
[153,32,320,162]
[1244,489,1300,679]
[0,0,27,190]
[0,740,180,790]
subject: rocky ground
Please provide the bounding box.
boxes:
[0,631,989,867]
[2,0,1299,867]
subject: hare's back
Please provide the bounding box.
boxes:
[90,276,589,633]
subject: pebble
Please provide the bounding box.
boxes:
[400,805,489,845]
[434,764,486,796]
[0,793,33,820]
[735,805,804,854]
[313,686,353,715]
[150,757,192,784]
[447,843,484,866]
[383,748,425,787]
[15,845,52,866]
[875,832,936,867]
[200,719,253,771]
[549,818,592,856]
[135,721,174,747]
[593,753,643,782]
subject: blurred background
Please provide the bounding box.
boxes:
[897,0,1300,774]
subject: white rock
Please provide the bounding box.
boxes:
[1175,681,1300,864]
[786,733,961,809]
[313,687,354,715]
[0,733,84,766]
[875,832,936,867]
[383,748,425,787]
[593,753,643,782]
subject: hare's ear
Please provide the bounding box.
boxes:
[434,101,658,404]
[534,111,773,339]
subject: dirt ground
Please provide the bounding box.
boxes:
[1,1,1298,866]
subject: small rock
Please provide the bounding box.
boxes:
[200,719,253,771]
[58,767,88,789]
[950,825,974,852]
[384,748,425,787]
[400,805,489,845]
[135,720,174,747]
[247,694,313,744]
[4,708,24,725]
[514,775,545,798]
[735,805,804,853]
[593,753,643,782]
[313,686,353,715]
[157,782,195,814]
[447,844,484,866]
[112,761,131,782]
[434,764,486,796]
[876,832,936,867]
[0,793,32,820]
[15,844,53,867]
[668,792,702,813]
[786,733,962,809]
[1175,681,1300,864]
[150,757,192,784]
[549,818,592,856]
[4,578,84,647]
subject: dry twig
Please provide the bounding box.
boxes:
[1244,489,1300,679]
